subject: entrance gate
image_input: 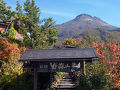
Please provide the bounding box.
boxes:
[20,48,98,90]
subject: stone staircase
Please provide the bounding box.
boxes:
[55,73,76,90]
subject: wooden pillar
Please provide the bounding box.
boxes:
[83,60,86,75]
[34,67,37,90]
[49,72,52,90]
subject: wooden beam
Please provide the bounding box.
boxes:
[34,67,37,90]
[83,60,86,75]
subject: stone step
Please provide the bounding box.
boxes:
[60,79,73,81]
[56,83,76,89]
[55,73,76,90]
[63,76,71,79]
[55,89,75,90]
[58,81,74,84]
[57,83,75,88]
[56,86,75,88]
[57,84,75,86]
[57,85,75,88]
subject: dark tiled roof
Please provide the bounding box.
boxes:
[20,48,98,62]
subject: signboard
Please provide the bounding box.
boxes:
[37,62,82,72]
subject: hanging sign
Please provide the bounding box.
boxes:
[37,61,82,72]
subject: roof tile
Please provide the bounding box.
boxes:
[20,48,98,62]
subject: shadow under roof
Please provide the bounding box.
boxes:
[20,48,98,62]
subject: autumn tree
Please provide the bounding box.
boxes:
[91,42,120,88]
[62,38,78,46]
[0,38,26,89]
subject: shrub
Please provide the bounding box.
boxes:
[76,74,91,90]
[90,74,110,90]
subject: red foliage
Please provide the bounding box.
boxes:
[0,38,26,64]
[76,36,82,43]
[91,42,120,88]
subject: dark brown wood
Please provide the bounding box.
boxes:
[83,60,86,75]
[21,58,93,62]
[34,67,37,90]
[49,72,53,90]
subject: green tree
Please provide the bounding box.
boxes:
[41,18,58,45]
[15,0,23,18]
[16,0,22,13]
[22,18,58,49]
[24,0,40,24]
[0,0,15,22]
[8,23,16,40]
[0,0,58,49]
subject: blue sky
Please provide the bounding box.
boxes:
[4,0,120,27]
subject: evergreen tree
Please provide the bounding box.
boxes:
[0,0,58,49]
[41,18,58,45]
[0,0,15,22]
[22,18,58,49]
[24,0,40,24]
[16,0,22,13]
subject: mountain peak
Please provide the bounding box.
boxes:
[75,14,103,21]
[74,14,96,22]
[74,14,110,26]
[75,14,93,19]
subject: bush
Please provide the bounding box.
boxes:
[76,74,91,90]
[0,73,33,90]
[87,61,112,90]
[76,61,111,90]
[90,74,110,90]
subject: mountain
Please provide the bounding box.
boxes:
[56,14,119,40]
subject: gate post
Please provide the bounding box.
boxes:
[83,60,86,75]
[49,72,52,90]
[34,67,38,90]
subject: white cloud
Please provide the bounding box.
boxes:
[42,10,75,18]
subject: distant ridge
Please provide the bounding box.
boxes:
[56,14,118,40]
